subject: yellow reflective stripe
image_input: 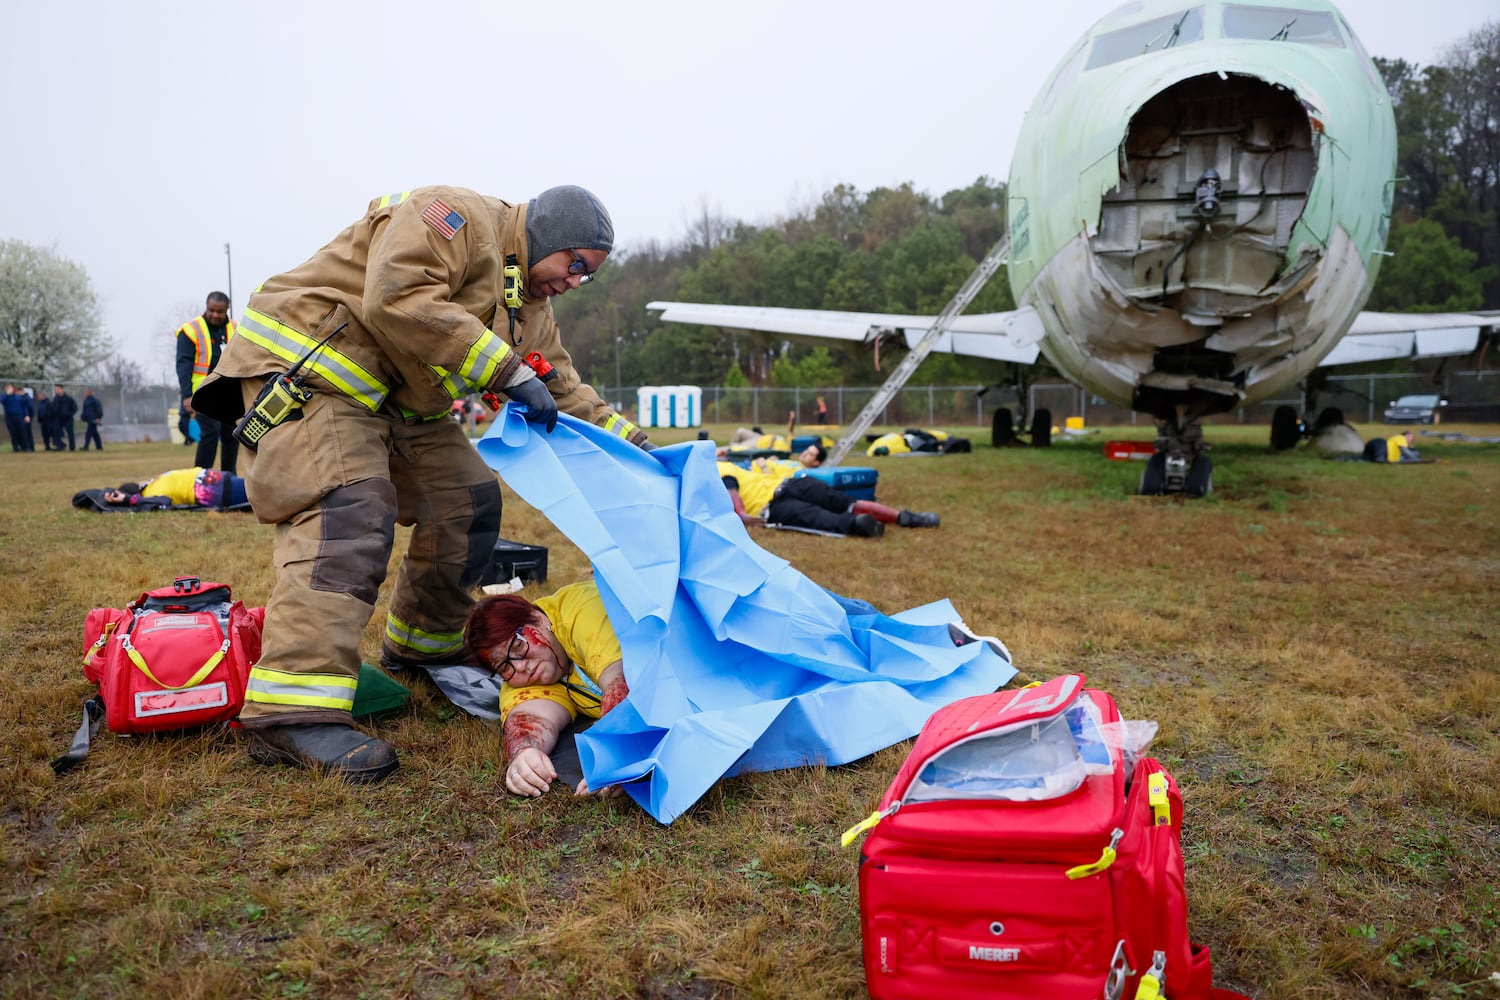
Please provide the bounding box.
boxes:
[425,363,469,400]
[602,413,639,439]
[456,328,515,388]
[376,190,412,209]
[245,665,357,710]
[180,317,237,389]
[239,308,389,411]
[385,612,465,657]
[397,407,453,423]
[423,329,517,401]
[178,318,211,375]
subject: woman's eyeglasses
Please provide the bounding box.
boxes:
[492,629,529,680]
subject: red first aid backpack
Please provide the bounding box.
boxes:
[54,577,263,772]
[850,674,1234,1000]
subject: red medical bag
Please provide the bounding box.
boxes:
[851,674,1217,1000]
[81,576,263,734]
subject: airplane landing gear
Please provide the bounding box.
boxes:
[1030,408,1052,447]
[1270,404,1303,451]
[1140,453,1213,496]
[992,408,1016,447]
[1184,455,1213,497]
[1142,416,1211,497]
[990,406,1053,448]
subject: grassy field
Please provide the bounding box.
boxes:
[2,420,1497,999]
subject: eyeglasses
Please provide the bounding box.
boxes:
[491,629,530,680]
[567,249,596,285]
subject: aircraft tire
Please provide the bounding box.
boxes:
[1140,452,1167,495]
[1030,408,1052,448]
[1313,406,1345,432]
[1270,405,1302,451]
[992,408,1016,447]
[1185,456,1213,498]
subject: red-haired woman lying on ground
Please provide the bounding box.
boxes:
[465,579,628,799]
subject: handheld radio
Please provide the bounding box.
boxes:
[502,253,523,342]
[232,323,347,449]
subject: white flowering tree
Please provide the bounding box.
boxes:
[0,240,109,380]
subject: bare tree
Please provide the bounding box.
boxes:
[94,353,149,389]
[682,199,734,251]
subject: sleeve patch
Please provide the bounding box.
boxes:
[421,198,466,240]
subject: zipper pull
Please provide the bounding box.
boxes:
[1065,827,1124,879]
[1149,772,1171,826]
[1133,950,1167,999]
[840,802,899,847]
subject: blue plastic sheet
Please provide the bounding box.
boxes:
[475,406,1017,823]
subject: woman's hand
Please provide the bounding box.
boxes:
[505,746,556,797]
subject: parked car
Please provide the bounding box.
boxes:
[1383,394,1448,424]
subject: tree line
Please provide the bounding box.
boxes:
[3,17,1494,388]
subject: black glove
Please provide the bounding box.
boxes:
[503,376,558,433]
[641,440,659,452]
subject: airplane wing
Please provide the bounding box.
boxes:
[646,301,1046,365]
[1319,311,1500,367]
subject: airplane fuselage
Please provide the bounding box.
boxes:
[1007,0,1397,422]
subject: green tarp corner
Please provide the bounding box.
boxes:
[352,663,412,718]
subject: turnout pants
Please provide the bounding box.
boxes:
[236,385,501,728]
[766,476,858,534]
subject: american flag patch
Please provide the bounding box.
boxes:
[421,199,465,240]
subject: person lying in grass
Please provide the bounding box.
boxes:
[465,579,627,799]
[465,573,1003,802]
[102,467,249,508]
[718,442,940,536]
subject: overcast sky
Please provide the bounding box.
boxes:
[2,0,1491,382]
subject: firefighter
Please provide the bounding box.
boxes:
[192,184,649,783]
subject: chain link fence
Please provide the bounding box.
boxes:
[1,379,183,443]
[595,372,1500,430]
[6,370,1495,447]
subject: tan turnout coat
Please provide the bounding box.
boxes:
[197,185,637,439]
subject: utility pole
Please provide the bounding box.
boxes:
[224,243,235,313]
[610,304,623,398]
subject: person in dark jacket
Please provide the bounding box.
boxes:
[34,391,54,451]
[17,388,36,451]
[3,385,31,452]
[80,388,104,450]
[50,385,78,450]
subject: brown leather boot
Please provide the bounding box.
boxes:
[248,723,398,784]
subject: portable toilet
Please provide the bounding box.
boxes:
[637,385,701,428]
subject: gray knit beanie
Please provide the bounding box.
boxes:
[525,185,614,268]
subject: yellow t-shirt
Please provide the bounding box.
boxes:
[716,459,799,516]
[498,580,623,723]
[141,467,204,504]
[866,432,911,456]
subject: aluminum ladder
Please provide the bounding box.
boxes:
[827,234,1011,466]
